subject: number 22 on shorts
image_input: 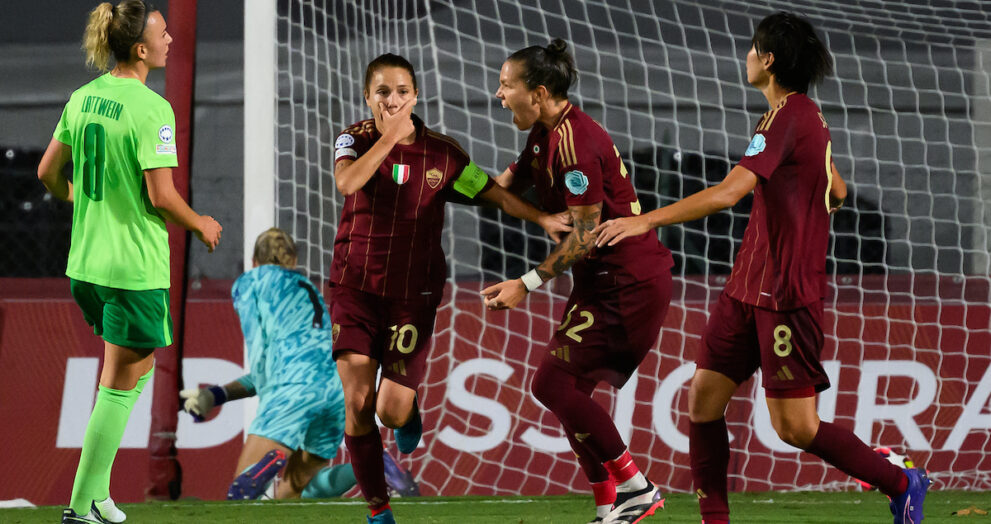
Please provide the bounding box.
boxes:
[557,305,595,343]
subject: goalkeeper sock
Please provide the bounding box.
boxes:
[69,375,148,515]
[604,450,648,491]
[344,430,389,510]
[806,421,908,497]
[301,464,357,498]
[690,418,730,522]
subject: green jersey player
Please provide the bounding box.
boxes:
[37,2,221,523]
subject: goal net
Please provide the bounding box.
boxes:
[250,0,991,495]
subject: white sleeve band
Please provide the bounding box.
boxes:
[520,269,544,292]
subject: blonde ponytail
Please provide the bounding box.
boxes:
[253,228,299,269]
[83,2,114,71]
[81,0,151,71]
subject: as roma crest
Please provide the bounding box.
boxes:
[425,168,443,189]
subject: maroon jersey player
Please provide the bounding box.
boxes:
[482,39,672,524]
[331,53,570,524]
[595,12,930,524]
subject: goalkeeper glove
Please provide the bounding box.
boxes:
[179,385,228,422]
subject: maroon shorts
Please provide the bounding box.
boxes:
[542,270,671,389]
[697,292,830,395]
[328,284,440,390]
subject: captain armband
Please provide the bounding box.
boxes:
[453,161,490,198]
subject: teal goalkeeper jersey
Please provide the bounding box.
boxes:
[232,265,337,396]
[55,73,178,290]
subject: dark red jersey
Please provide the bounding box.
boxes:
[509,103,672,281]
[331,115,494,299]
[727,93,833,310]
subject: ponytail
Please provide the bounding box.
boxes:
[82,2,114,71]
[81,0,153,71]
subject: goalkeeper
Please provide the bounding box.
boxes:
[181,228,417,500]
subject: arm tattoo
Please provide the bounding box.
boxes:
[536,203,602,282]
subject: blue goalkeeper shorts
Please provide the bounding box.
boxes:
[249,379,345,460]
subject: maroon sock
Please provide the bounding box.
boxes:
[567,431,611,483]
[531,360,626,461]
[344,430,390,510]
[805,421,908,497]
[690,419,730,522]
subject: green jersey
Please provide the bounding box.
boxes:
[55,73,178,290]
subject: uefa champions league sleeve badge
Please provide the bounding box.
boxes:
[564,170,589,195]
[745,134,766,156]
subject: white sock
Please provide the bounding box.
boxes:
[616,472,648,492]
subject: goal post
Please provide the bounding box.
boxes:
[242,0,277,431]
[247,0,991,495]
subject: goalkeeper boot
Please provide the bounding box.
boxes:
[91,498,125,523]
[393,397,422,454]
[227,449,287,500]
[61,508,109,524]
[382,448,420,497]
[603,481,665,524]
[890,468,931,524]
[367,508,396,524]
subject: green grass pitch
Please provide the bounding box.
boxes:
[1,491,984,523]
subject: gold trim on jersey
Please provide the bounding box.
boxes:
[344,119,377,137]
[551,102,574,131]
[378,150,404,295]
[756,93,793,132]
[565,120,578,167]
[741,204,763,302]
[358,164,382,292]
[555,125,569,167]
[824,140,833,213]
[556,121,578,168]
[425,130,470,159]
[757,107,781,132]
[337,190,360,285]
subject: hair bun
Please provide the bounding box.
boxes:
[547,38,568,55]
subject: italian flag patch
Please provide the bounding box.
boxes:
[392,164,411,184]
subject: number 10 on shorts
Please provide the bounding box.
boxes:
[389,324,419,353]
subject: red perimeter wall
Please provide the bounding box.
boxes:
[1,277,988,505]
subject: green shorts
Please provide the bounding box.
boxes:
[70,279,173,349]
